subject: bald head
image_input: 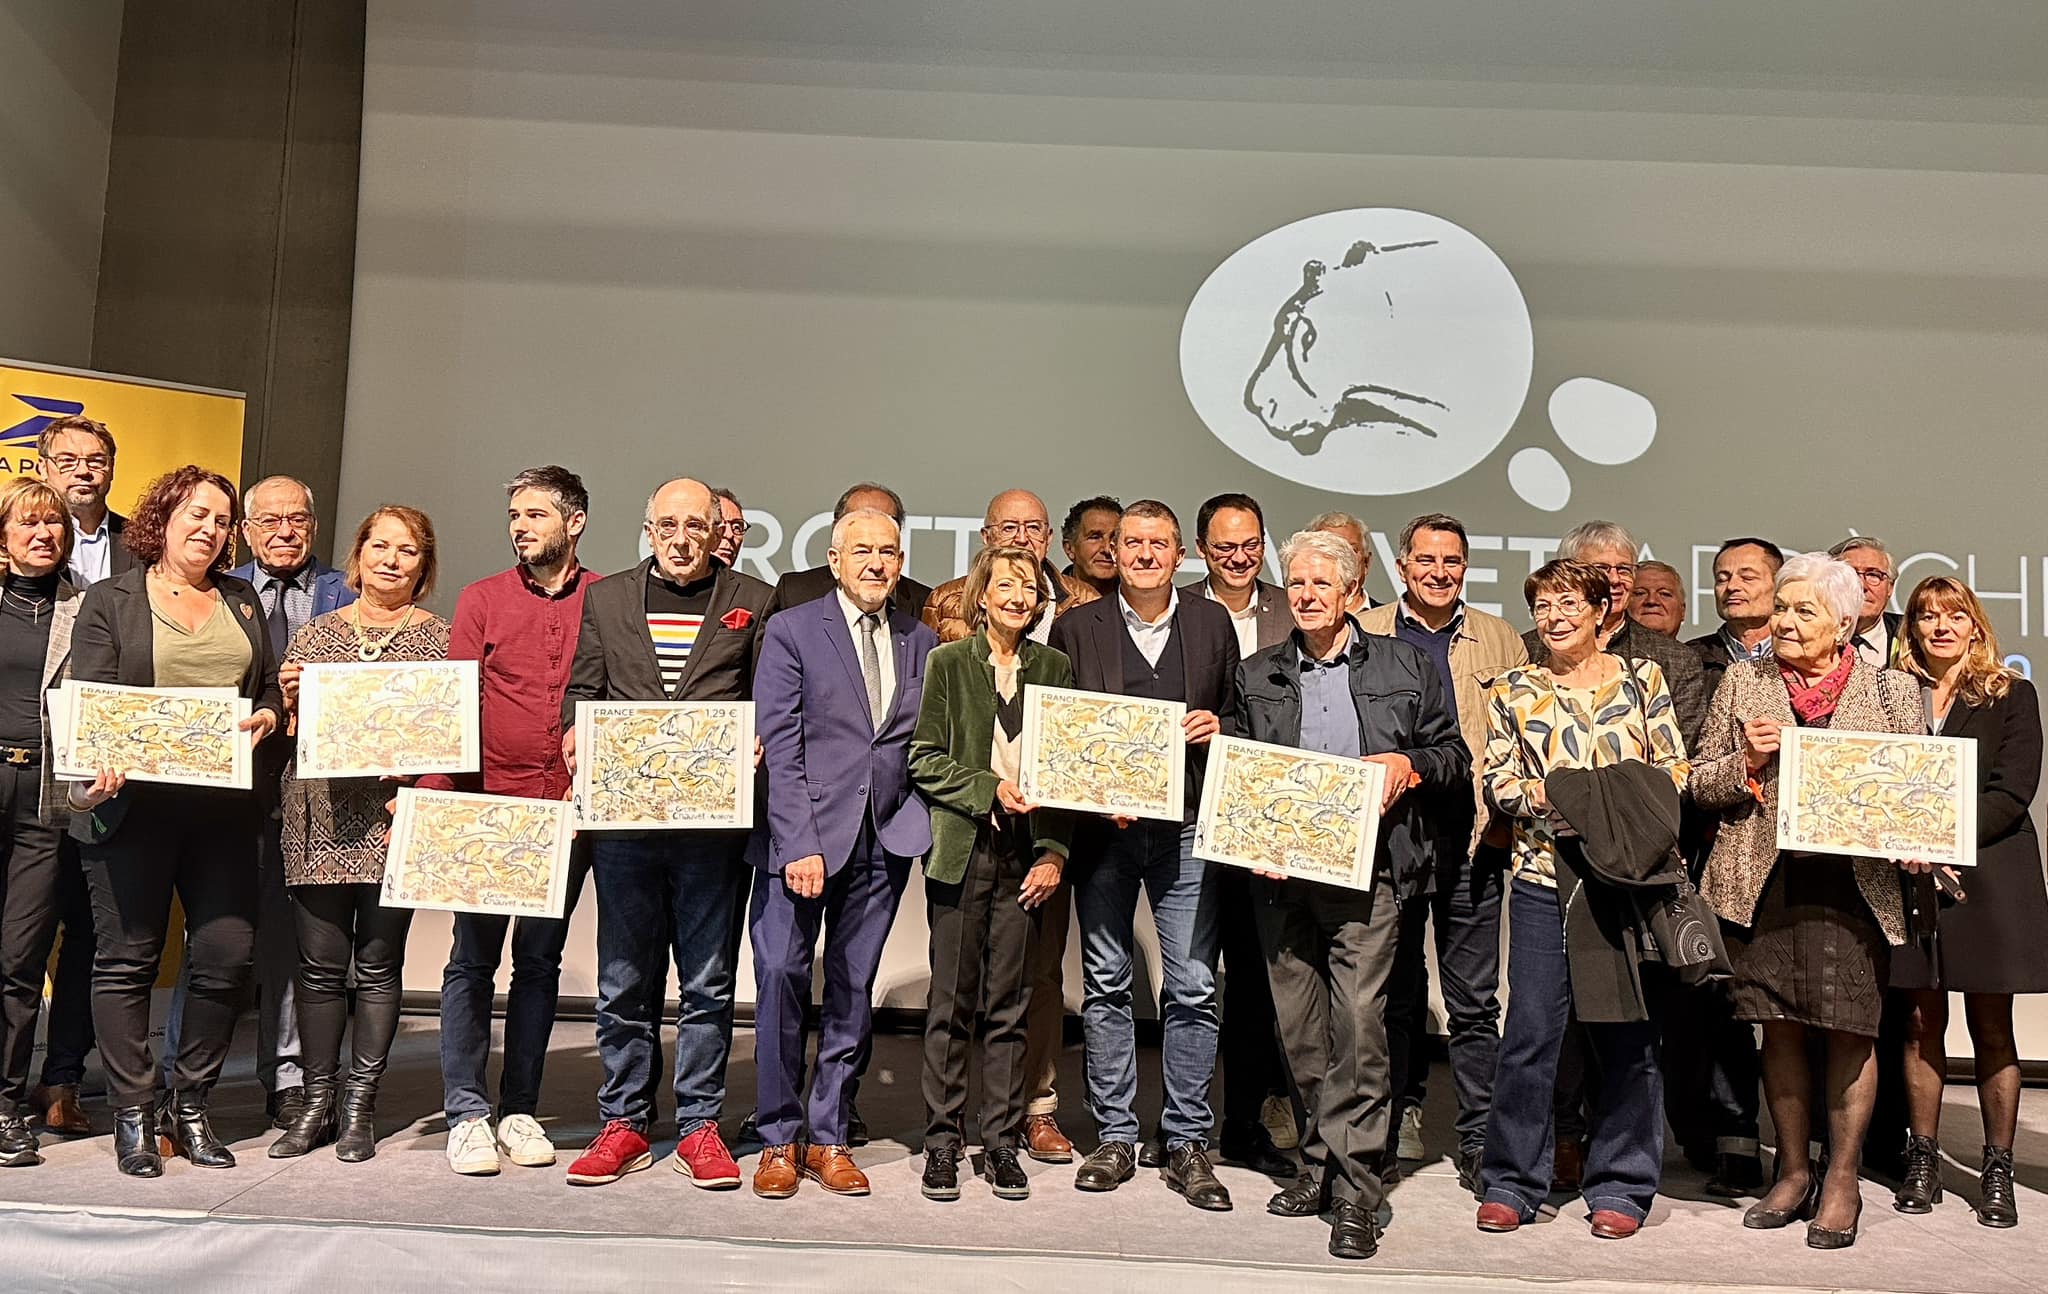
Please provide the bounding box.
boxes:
[643,477,718,583]
[982,488,1052,562]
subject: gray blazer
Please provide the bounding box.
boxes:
[36,578,84,822]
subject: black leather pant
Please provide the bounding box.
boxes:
[292,882,413,1084]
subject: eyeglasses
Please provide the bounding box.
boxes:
[1589,562,1636,580]
[1531,597,1594,620]
[1851,567,1894,586]
[716,520,750,537]
[647,518,712,541]
[248,512,313,533]
[1205,539,1264,560]
[43,454,111,473]
[990,520,1048,540]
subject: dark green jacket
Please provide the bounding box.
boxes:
[909,629,1074,885]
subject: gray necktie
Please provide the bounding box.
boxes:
[860,612,886,727]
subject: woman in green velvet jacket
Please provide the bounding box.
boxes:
[907,544,1074,1201]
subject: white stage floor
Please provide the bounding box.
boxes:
[3,1019,2043,1293]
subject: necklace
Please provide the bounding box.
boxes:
[2,585,51,624]
[349,602,416,661]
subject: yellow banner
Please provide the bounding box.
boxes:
[0,359,245,511]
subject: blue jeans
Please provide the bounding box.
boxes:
[1481,878,1664,1223]
[1074,819,1221,1148]
[440,843,591,1124]
[591,834,745,1133]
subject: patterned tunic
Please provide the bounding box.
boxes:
[1482,656,1691,886]
[280,609,452,886]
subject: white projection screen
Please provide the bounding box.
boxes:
[345,2,2048,1058]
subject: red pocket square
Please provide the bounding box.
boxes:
[720,607,754,630]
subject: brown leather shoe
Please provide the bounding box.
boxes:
[754,1144,800,1198]
[1476,1202,1523,1233]
[1551,1138,1587,1193]
[1024,1113,1074,1164]
[1589,1209,1640,1239]
[33,1084,93,1137]
[800,1144,871,1196]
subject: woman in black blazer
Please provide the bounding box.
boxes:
[1890,577,2046,1228]
[66,466,282,1178]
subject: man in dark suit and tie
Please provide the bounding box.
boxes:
[1050,499,1241,1211]
[764,482,932,618]
[747,508,937,1198]
[561,477,773,1190]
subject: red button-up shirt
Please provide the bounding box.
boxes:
[421,563,597,800]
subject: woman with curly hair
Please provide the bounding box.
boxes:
[65,465,283,1178]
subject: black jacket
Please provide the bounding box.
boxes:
[1228,622,1470,901]
[563,558,774,720]
[766,564,931,621]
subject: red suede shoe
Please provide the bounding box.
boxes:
[565,1119,652,1186]
[672,1121,742,1189]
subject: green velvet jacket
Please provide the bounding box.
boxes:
[909,628,1075,885]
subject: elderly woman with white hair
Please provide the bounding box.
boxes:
[1691,553,1924,1250]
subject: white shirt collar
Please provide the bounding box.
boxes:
[1200,578,1259,621]
[835,587,886,632]
[1118,587,1178,629]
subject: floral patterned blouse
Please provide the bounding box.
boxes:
[280,609,452,886]
[1482,655,1691,886]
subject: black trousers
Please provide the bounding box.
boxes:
[38,848,97,1088]
[292,882,414,1085]
[922,819,1038,1150]
[0,763,65,1106]
[1388,849,1506,1157]
[79,788,260,1108]
[1215,866,1286,1131]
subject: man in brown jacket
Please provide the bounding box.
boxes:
[919,487,1099,1161]
[1358,512,1527,1195]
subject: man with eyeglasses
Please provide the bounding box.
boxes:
[36,415,131,588]
[1827,536,1904,668]
[561,477,773,1190]
[1516,520,1707,1195]
[1182,493,1296,1179]
[1358,513,1528,1196]
[711,486,748,567]
[919,487,1101,1163]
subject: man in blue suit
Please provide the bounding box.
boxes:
[748,507,937,1198]
[223,475,354,1126]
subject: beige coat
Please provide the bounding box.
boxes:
[1358,600,1529,856]
[1691,656,1923,945]
[36,579,83,823]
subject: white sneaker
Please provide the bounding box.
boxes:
[1260,1095,1299,1151]
[1397,1105,1425,1161]
[496,1113,558,1167]
[447,1116,501,1176]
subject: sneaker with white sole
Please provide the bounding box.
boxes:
[1397,1105,1425,1161]
[447,1116,500,1176]
[496,1113,557,1167]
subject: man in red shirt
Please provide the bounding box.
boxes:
[425,466,600,1176]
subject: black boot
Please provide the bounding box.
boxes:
[113,1105,162,1178]
[268,1076,338,1159]
[160,1093,236,1168]
[1893,1134,1943,1213]
[334,1077,379,1163]
[1978,1145,2018,1229]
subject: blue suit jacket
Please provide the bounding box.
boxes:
[753,592,937,874]
[230,558,357,618]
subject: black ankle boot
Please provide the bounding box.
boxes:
[1893,1134,1943,1213]
[113,1105,162,1178]
[160,1093,236,1168]
[1978,1145,2018,1228]
[334,1078,379,1163]
[268,1077,338,1159]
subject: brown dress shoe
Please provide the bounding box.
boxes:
[1589,1209,1640,1239]
[801,1144,872,1196]
[1476,1202,1523,1232]
[34,1084,93,1137]
[1024,1114,1074,1164]
[754,1144,801,1199]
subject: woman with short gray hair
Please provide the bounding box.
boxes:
[1690,552,1924,1250]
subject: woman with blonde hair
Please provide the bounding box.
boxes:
[1888,576,2044,1227]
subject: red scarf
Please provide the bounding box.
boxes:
[1780,649,1854,725]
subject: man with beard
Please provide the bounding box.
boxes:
[425,466,599,1176]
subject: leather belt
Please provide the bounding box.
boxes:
[1,746,37,767]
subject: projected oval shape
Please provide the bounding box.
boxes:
[1548,377,1658,465]
[1508,447,1572,512]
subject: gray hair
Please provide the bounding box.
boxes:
[1279,528,1361,590]
[1777,553,1863,638]
[1557,520,1637,561]
[1305,510,1369,540]
[1826,535,1892,572]
[242,475,315,517]
[1636,559,1683,583]
[710,486,742,519]
[830,507,900,552]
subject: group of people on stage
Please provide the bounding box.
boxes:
[1,415,2042,1262]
